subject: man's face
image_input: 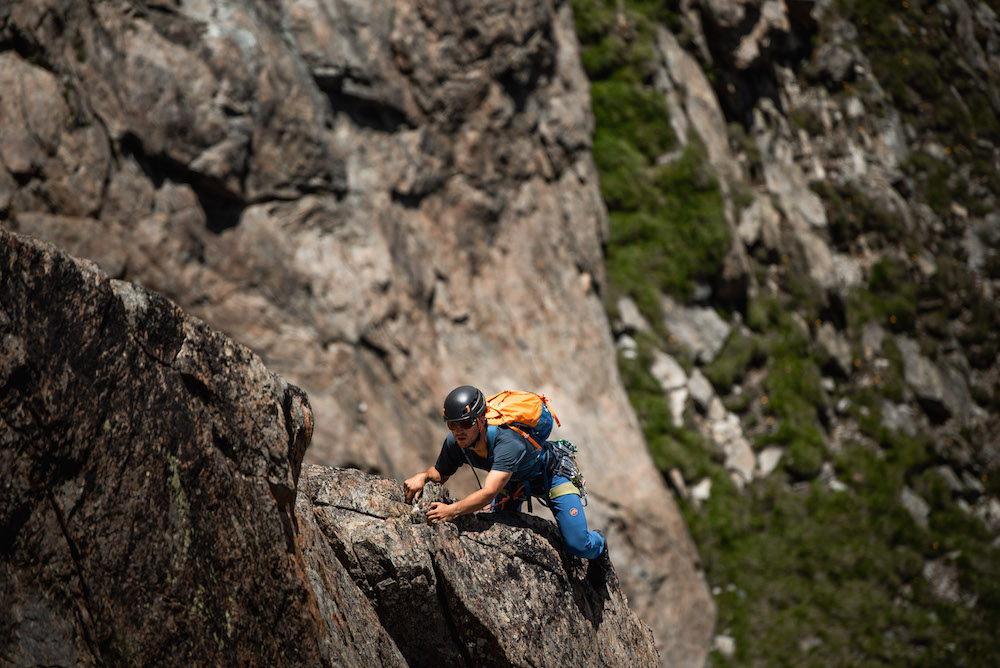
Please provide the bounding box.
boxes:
[448,416,480,448]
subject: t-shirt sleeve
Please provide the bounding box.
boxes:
[434,433,463,477]
[490,429,528,473]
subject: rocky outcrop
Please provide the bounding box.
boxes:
[0,1,713,663]
[637,0,1000,496]
[301,466,659,667]
[603,1,1000,657]
[0,227,398,665]
[1,229,659,666]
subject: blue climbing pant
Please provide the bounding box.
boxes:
[492,474,605,560]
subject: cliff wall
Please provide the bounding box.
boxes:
[1,228,660,666]
[1,0,711,664]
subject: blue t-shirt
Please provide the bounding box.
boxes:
[435,426,544,482]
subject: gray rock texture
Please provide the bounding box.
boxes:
[653,0,1000,474]
[0,227,399,666]
[1,228,659,666]
[10,0,1000,663]
[301,466,660,668]
[0,1,714,663]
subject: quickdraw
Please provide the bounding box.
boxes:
[549,439,587,505]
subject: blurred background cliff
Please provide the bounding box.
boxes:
[2,0,998,665]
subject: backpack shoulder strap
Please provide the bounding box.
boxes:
[508,425,543,451]
[489,422,543,451]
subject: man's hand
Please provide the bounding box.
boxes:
[425,470,511,524]
[426,501,459,525]
[404,472,428,503]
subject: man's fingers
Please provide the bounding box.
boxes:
[404,480,422,504]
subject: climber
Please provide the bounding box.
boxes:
[403,385,607,560]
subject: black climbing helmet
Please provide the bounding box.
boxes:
[442,385,486,422]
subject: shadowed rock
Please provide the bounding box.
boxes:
[1,228,658,666]
[0,2,716,662]
[300,466,660,668]
[0,228,402,665]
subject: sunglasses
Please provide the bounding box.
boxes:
[447,417,478,431]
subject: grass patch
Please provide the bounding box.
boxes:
[924,259,1000,369]
[587,52,731,316]
[903,150,959,217]
[759,353,827,479]
[846,256,919,334]
[573,0,676,81]
[618,333,716,481]
[602,128,730,315]
[592,77,676,165]
[579,2,1000,666]
[702,331,767,393]
[811,180,906,250]
[690,435,1000,667]
[578,0,730,317]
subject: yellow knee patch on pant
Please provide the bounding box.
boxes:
[549,481,580,499]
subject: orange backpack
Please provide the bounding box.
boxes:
[484,390,560,451]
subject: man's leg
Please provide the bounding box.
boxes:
[548,476,605,559]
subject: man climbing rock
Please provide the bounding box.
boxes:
[404,385,607,560]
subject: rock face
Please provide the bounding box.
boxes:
[0,1,713,664]
[302,466,660,668]
[7,0,1000,661]
[604,1,999,658]
[0,228,398,665]
[1,229,660,666]
[643,0,1000,490]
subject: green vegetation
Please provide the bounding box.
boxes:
[689,442,1000,667]
[845,253,1000,370]
[713,295,831,477]
[810,181,905,250]
[575,0,1000,665]
[687,375,1000,666]
[836,0,1000,203]
[903,150,961,217]
[603,137,730,317]
[702,331,766,392]
[573,0,679,80]
[927,258,1000,370]
[846,256,919,335]
[618,333,717,481]
[576,0,730,321]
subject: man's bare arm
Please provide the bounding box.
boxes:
[425,470,512,524]
[404,466,450,503]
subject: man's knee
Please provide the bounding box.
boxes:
[563,529,592,557]
[554,502,596,557]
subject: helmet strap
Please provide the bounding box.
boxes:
[471,418,487,452]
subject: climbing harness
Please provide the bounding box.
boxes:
[548,439,587,506]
